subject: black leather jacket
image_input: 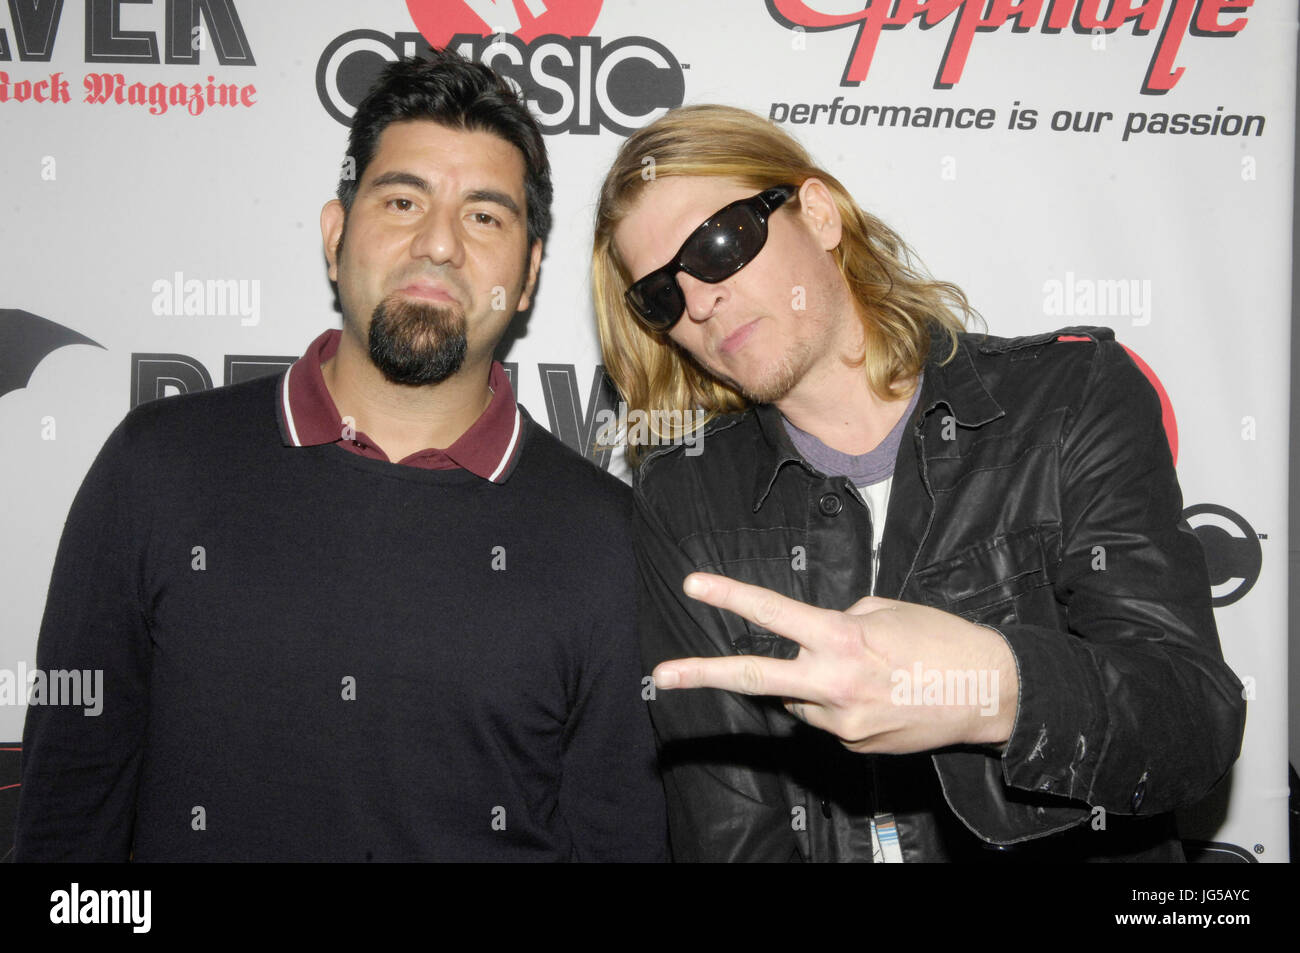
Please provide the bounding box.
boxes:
[634,326,1246,862]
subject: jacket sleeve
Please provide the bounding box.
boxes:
[15,419,153,861]
[932,339,1246,841]
[633,485,803,862]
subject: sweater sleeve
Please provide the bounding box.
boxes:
[15,417,153,861]
[557,507,668,861]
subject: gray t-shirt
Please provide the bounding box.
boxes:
[781,375,923,589]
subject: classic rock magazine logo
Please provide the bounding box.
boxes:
[0,0,256,117]
[765,0,1253,94]
[315,0,686,132]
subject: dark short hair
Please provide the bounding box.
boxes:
[337,50,552,247]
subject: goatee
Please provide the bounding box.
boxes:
[367,292,467,385]
[693,343,808,405]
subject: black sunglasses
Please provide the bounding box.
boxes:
[624,185,797,332]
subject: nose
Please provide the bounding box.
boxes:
[408,208,464,268]
[677,271,727,322]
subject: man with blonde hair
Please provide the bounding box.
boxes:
[592,104,1245,862]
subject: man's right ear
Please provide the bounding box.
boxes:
[321,199,345,282]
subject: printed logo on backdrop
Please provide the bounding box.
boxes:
[0,0,255,117]
[761,1,1264,147]
[1183,503,1262,608]
[316,0,686,133]
[0,310,102,399]
[765,0,1252,92]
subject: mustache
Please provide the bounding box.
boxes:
[389,268,468,299]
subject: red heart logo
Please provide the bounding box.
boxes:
[406,0,603,47]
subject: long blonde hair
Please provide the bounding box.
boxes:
[592,105,974,464]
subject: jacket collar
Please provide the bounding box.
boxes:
[751,403,809,511]
[748,326,1004,510]
[917,328,1004,428]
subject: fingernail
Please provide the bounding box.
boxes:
[654,668,680,689]
[683,574,707,597]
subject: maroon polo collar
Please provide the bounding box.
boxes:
[276,329,523,483]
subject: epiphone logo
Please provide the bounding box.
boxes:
[766,0,1252,94]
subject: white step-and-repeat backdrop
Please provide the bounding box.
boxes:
[0,0,1291,861]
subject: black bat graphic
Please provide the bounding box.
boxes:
[0,309,104,399]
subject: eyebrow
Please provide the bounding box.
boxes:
[465,189,521,218]
[368,171,431,193]
[367,172,521,218]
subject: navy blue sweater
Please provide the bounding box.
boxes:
[16,374,666,861]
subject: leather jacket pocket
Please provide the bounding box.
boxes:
[682,526,807,659]
[912,525,1058,626]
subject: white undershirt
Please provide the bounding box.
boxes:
[853,476,893,594]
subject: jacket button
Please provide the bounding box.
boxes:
[820,798,832,818]
[818,493,842,517]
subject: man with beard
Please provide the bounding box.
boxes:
[15,53,665,861]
